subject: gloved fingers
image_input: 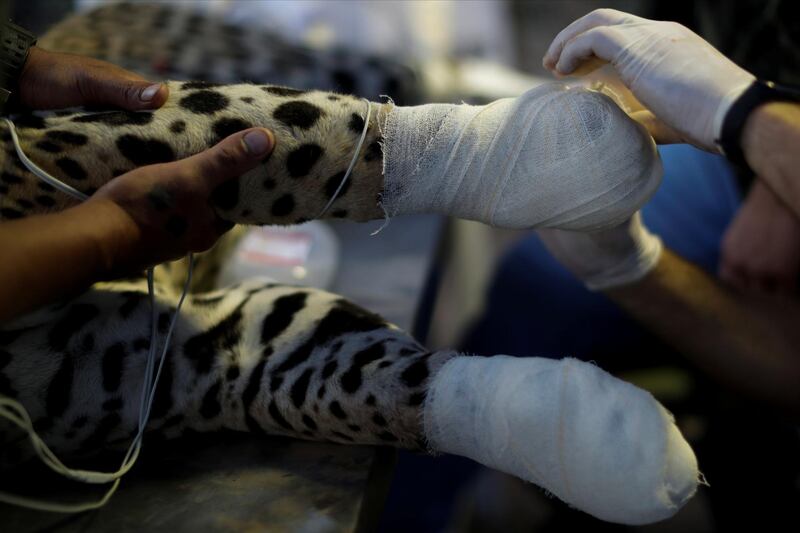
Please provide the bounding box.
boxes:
[543,8,643,71]
[552,25,630,76]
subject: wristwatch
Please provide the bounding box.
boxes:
[718,80,800,171]
[0,20,37,112]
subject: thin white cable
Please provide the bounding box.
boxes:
[0,117,193,512]
[3,118,88,201]
[317,98,371,219]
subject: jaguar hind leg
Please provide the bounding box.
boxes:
[0,277,452,462]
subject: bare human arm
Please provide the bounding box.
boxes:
[0,46,276,322]
[0,199,135,322]
[607,250,800,419]
[741,102,800,217]
[0,127,273,323]
[719,179,800,294]
[539,217,800,420]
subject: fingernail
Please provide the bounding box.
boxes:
[140,83,162,102]
[242,129,273,156]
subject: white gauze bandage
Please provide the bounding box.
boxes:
[423,356,698,525]
[382,83,662,230]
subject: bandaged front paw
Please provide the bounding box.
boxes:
[423,356,698,525]
[382,83,662,230]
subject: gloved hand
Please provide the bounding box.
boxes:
[542,8,755,152]
[538,212,663,290]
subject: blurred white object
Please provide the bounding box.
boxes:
[422,58,548,102]
[222,0,513,63]
[78,0,514,64]
[216,221,340,290]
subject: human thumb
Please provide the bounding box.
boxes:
[178,127,275,210]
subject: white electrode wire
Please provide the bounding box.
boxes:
[0,117,193,512]
[3,118,88,201]
[317,98,372,219]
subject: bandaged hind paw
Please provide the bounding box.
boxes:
[382,83,662,230]
[423,356,698,525]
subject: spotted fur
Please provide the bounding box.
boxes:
[0,277,455,464]
[0,4,464,464]
[38,3,422,105]
[1,81,391,225]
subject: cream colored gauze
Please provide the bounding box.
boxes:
[423,356,699,525]
[381,82,662,231]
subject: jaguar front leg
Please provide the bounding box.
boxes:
[3,81,660,235]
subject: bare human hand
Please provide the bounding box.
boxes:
[17,46,169,110]
[90,128,275,275]
[720,180,800,294]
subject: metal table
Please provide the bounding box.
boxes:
[1,214,444,533]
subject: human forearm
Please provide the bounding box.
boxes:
[606,250,800,418]
[0,127,275,323]
[0,199,136,322]
[741,102,800,216]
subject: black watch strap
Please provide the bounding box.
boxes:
[719,80,800,171]
[0,20,36,110]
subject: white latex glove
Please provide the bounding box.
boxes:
[538,213,663,290]
[542,8,755,151]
